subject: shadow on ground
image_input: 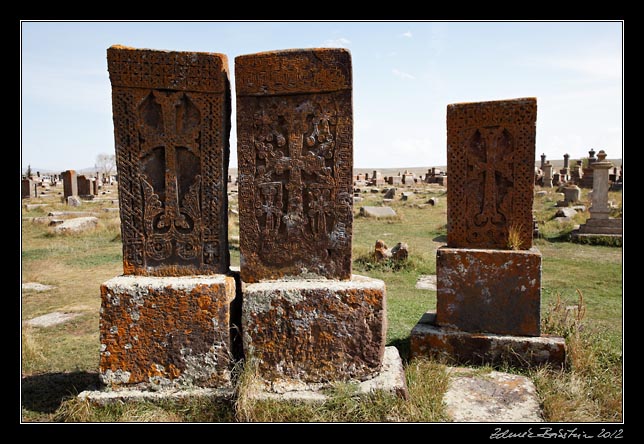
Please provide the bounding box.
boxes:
[22,371,100,413]
[432,235,447,243]
[389,337,411,363]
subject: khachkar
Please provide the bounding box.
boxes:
[99,46,237,389]
[575,150,622,240]
[236,49,404,393]
[410,98,566,367]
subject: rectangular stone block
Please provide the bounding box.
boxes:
[22,179,33,199]
[436,247,541,336]
[107,45,231,276]
[410,313,565,367]
[236,49,353,282]
[61,170,77,198]
[77,175,91,196]
[99,275,237,388]
[447,98,536,250]
[242,275,386,383]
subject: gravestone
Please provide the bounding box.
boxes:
[62,170,78,199]
[557,184,581,207]
[576,150,622,238]
[542,162,553,188]
[372,170,385,186]
[580,149,596,188]
[236,48,353,283]
[107,45,230,276]
[92,178,99,195]
[22,178,33,199]
[98,45,237,390]
[77,175,92,197]
[236,49,402,392]
[540,153,546,169]
[410,97,565,366]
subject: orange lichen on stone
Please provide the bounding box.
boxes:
[436,247,542,336]
[242,276,386,382]
[99,275,236,387]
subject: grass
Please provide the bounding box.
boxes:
[21,183,622,422]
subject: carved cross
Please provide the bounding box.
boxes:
[138,91,200,231]
[468,127,514,228]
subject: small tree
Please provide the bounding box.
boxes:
[95,154,116,178]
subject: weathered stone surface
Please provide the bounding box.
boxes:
[62,170,77,198]
[359,206,397,218]
[410,313,565,367]
[578,150,622,236]
[242,275,386,383]
[374,239,391,261]
[25,311,81,328]
[24,203,48,211]
[77,175,92,196]
[78,386,234,407]
[48,211,97,217]
[436,247,541,336]
[415,275,437,291]
[100,275,237,387]
[53,216,99,234]
[428,197,439,206]
[535,190,547,197]
[22,282,55,292]
[107,45,231,277]
[401,191,413,201]
[447,98,536,250]
[384,188,396,199]
[67,196,82,207]
[236,49,352,283]
[443,367,542,422]
[248,347,407,401]
[390,242,409,261]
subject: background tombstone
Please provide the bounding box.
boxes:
[410,97,565,367]
[542,162,553,188]
[576,150,622,238]
[236,49,399,390]
[77,175,92,197]
[61,170,78,200]
[580,149,596,188]
[22,178,33,199]
[99,45,237,390]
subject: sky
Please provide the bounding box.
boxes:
[21,21,623,172]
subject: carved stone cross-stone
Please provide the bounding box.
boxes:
[236,49,353,282]
[107,46,230,276]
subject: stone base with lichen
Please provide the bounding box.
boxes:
[99,274,239,389]
[242,275,387,384]
[410,313,566,367]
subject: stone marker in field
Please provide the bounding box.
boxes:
[22,178,33,199]
[99,45,237,390]
[77,175,93,198]
[236,48,405,395]
[580,149,597,188]
[575,150,622,240]
[542,162,553,188]
[410,98,565,367]
[359,206,397,218]
[62,170,78,200]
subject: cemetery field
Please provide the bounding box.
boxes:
[21,184,622,422]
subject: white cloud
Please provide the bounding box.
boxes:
[401,31,413,38]
[520,51,621,82]
[392,68,415,80]
[320,37,351,48]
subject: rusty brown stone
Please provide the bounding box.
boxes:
[390,242,409,261]
[242,275,386,382]
[99,275,237,387]
[447,98,537,250]
[236,49,353,282]
[410,313,565,367]
[374,239,391,262]
[107,45,230,276]
[61,170,77,198]
[77,175,91,196]
[436,247,541,336]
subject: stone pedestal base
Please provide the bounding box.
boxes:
[436,247,542,337]
[577,217,622,235]
[410,313,565,367]
[242,275,387,383]
[100,274,238,389]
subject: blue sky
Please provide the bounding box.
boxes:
[21,21,622,171]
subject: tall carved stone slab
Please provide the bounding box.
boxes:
[236,49,353,282]
[107,46,230,276]
[62,170,77,199]
[447,98,536,250]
